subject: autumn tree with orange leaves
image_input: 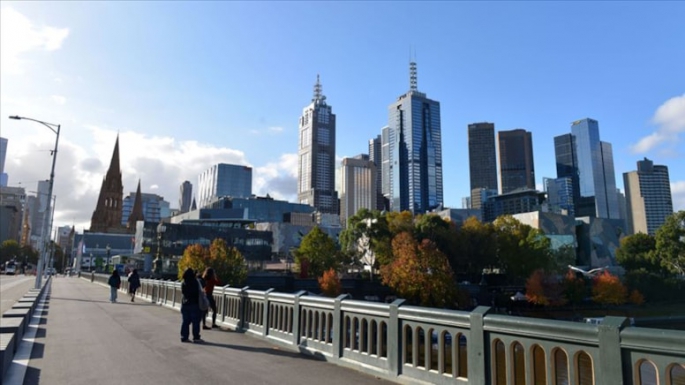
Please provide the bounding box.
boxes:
[380,232,456,308]
[525,269,567,306]
[592,271,628,306]
[318,268,342,297]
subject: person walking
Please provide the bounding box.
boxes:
[202,267,221,329]
[128,269,141,302]
[108,270,121,303]
[180,268,204,343]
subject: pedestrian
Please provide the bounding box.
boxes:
[128,269,141,302]
[201,267,221,329]
[180,268,204,343]
[108,269,121,303]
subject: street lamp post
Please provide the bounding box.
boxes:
[9,115,60,289]
[154,223,166,278]
[105,244,111,273]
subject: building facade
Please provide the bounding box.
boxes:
[0,186,25,243]
[482,189,545,223]
[498,129,535,194]
[297,75,338,215]
[368,134,385,211]
[29,180,51,241]
[0,137,7,187]
[197,163,252,209]
[340,155,377,226]
[385,61,443,214]
[623,158,673,235]
[90,136,126,233]
[121,189,170,226]
[179,180,193,214]
[468,122,498,208]
[545,177,575,216]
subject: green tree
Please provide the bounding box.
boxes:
[549,244,577,274]
[386,211,415,236]
[20,245,40,265]
[654,211,685,276]
[454,216,497,275]
[380,232,456,308]
[493,215,552,283]
[209,238,247,287]
[294,226,341,278]
[339,209,392,269]
[0,240,21,265]
[414,214,458,260]
[177,244,210,280]
[615,233,659,273]
[562,270,588,309]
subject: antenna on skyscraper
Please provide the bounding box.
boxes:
[313,74,324,104]
[409,48,418,92]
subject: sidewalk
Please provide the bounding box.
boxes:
[11,278,393,385]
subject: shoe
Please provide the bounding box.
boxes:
[193,338,205,344]
[212,324,219,328]
[203,326,211,330]
[131,298,134,302]
[181,338,191,343]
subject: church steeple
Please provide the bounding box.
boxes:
[90,135,125,233]
[127,179,145,231]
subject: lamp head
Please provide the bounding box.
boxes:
[9,115,22,120]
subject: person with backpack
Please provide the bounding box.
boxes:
[108,270,121,303]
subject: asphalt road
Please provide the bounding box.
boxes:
[12,277,394,385]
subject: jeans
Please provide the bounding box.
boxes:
[181,303,202,340]
[110,286,118,302]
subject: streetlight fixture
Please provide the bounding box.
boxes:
[105,244,111,273]
[9,115,61,289]
[154,223,167,278]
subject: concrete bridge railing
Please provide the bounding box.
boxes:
[87,274,685,385]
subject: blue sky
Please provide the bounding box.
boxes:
[1,2,684,230]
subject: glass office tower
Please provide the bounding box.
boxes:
[385,61,443,214]
[197,163,252,209]
[498,128,535,194]
[623,158,673,235]
[468,122,498,208]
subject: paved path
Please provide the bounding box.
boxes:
[8,277,393,385]
[0,275,35,315]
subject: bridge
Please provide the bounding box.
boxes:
[1,274,684,385]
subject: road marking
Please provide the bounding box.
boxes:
[3,282,50,385]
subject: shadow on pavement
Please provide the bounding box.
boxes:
[198,341,320,360]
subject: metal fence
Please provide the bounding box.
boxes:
[87,273,685,385]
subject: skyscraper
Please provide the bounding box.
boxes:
[368,134,384,210]
[297,75,338,214]
[468,122,498,208]
[384,61,443,214]
[179,181,193,213]
[340,155,376,226]
[498,129,535,194]
[0,137,7,187]
[554,118,619,219]
[623,158,673,235]
[197,163,252,208]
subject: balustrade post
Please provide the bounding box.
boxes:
[238,286,249,332]
[598,316,629,384]
[332,293,351,361]
[468,306,491,385]
[292,290,307,347]
[387,298,406,377]
[263,289,275,337]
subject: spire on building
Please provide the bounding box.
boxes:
[312,74,326,105]
[127,179,145,232]
[190,197,197,211]
[90,135,125,233]
[107,134,121,182]
[409,59,418,92]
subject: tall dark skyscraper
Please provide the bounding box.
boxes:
[554,118,619,219]
[297,75,339,214]
[498,129,535,194]
[368,134,385,210]
[468,122,498,208]
[179,180,193,213]
[383,61,442,214]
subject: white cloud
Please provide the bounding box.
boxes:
[268,126,284,133]
[631,93,685,154]
[0,7,70,75]
[4,126,296,231]
[51,95,66,105]
[671,181,685,212]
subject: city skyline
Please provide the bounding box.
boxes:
[1,2,684,231]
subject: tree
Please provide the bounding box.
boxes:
[493,215,552,283]
[562,270,588,308]
[615,233,659,273]
[20,245,39,265]
[209,238,247,287]
[654,211,685,276]
[318,268,342,297]
[414,214,458,262]
[549,244,577,274]
[525,269,567,306]
[339,209,392,269]
[178,244,210,280]
[294,226,341,278]
[453,216,497,275]
[0,240,21,265]
[380,232,456,308]
[591,271,627,306]
[628,289,645,305]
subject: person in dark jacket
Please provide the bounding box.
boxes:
[180,268,203,343]
[128,269,141,302]
[202,267,221,329]
[108,270,121,303]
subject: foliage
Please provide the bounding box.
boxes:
[386,211,414,236]
[493,216,552,283]
[453,216,497,275]
[21,245,40,265]
[209,238,247,287]
[562,270,588,306]
[0,240,21,265]
[623,269,685,302]
[294,226,341,278]
[615,233,660,273]
[380,232,456,308]
[339,209,392,268]
[318,268,342,297]
[177,243,210,280]
[591,271,627,306]
[525,269,567,306]
[414,214,458,264]
[628,289,645,306]
[549,244,577,274]
[654,211,685,276]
